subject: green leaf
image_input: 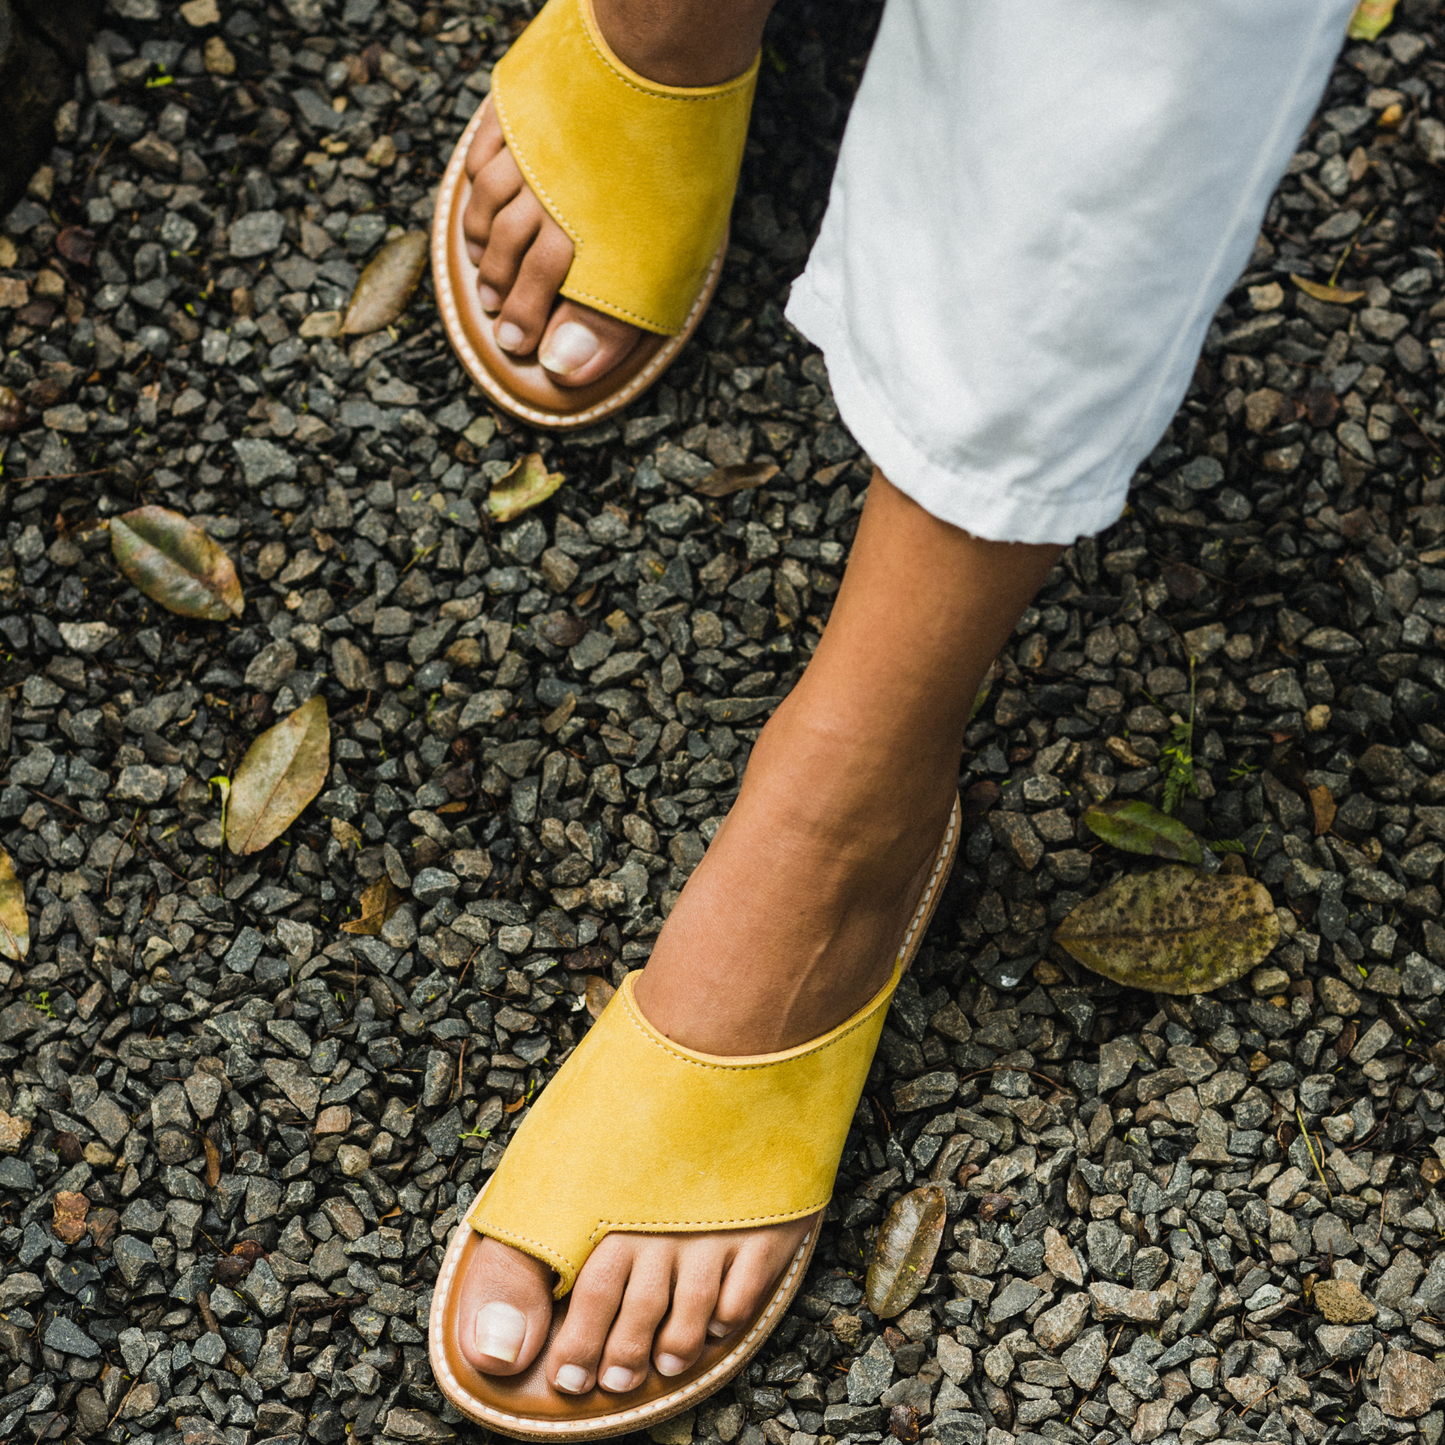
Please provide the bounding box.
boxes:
[342,231,429,336]
[865,1185,947,1319]
[487,452,564,524]
[0,846,28,961]
[1082,800,1204,867]
[110,506,244,621]
[1053,865,1280,995]
[226,696,330,855]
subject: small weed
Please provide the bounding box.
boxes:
[1161,660,1198,816]
[27,991,54,1019]
[1228,761,1260,782]
[1208,839,1246,855]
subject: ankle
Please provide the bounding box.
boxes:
[592,0,772,87]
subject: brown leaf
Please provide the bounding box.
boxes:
[865,1185,947,1318]
[564,944,615,972]
[0,846,29,962]
[1292,275,1367,305]
[1161,562,1201,603]
[87,1207,120,1251]
[958,780,1001,834]
[1300,385,1340,430]
[52,1190,90,1245]
[1423,1158,1445,1187]
[978,1192,1015,1222]
[1310,784,1337,837]
[204,1134,221,1188]
[340,876,404,935]
[55,226,96,266]
[487,452,564,524]
[213,1255,248,1286]
[537,612,589,648]
[585,973,616,1020]
[955,1162,981,1188]
[889,1406,920,1445]
[54,1131,83,1166]
[1053,865,1280,994]
[342,230,430,334]
[1335,1020,1358,1058]
[693,461,779,499]
[110,506,245,621]
[503,1095,528,1115]
[226,695,331,855]
[230,1239,266,1265]
[0,386,26,434]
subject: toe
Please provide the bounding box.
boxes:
[710,1220,814,1340]
[493,222,575,357]
[550,1237,632,1395]
[539,301,643,388]
[595,1245,674,1393]
[461,103,512,267]
[475,192,539,321]
[459,1239,555,1377]
[654,1244,725,1377]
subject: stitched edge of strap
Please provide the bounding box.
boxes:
[614,962,898,1073]
[574,0,760,104]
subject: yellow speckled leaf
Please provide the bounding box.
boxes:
[866,1186,946,1319]
[487,452,564,524]
[0,847,27,961]
[1053,865,1279,995]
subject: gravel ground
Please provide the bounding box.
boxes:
[2,5,1445,1445]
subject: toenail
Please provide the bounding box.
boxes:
[555,1365,589,1394]
[601,1367,636,1393]
[706,1320,730,1338]
[478,283,502,311]
[474,1301,527,1363]
[495,320,527,353]
[540,321,600,376]
[656,1354,689,1377]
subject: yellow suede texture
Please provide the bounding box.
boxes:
[465,963,901,1297]
[490,0,758,336]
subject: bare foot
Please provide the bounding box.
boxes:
[457,679,955,1393]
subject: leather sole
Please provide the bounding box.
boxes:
[430,99,725,433]
[428,796,962,1439]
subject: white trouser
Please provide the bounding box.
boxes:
[785,0,1358,545]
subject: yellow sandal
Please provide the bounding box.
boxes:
[431,0,758,430]
[428,799,961,1439]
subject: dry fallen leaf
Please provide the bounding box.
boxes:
[87,1207,120,1251]
[865,1185,946,1319]
[1292,275,1367,306]
[585,973,616,1019]
[111,506,245,621]
[56,226,96,267]
[204,1134,221,1189]
[341,877,404,936]
[889,1405,921,1445]
[487,452,564,524]
[0,847,29,961]
[693,461,779,499]
[1054,865,1280,995]
[226,695,331,855]
[978,1193,1015,1222]
[1310,784,1337,836]
[1083,800,1204,867]
[54,1131,84,1166]
[0,386,26,434]
[1347,0,1396,40]
[342,230,429,335]
[52,1190,90,1245]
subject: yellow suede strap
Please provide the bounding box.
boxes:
[465,963,900,1297]
[490,0,758,337]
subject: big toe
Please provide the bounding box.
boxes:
[461,1238,555,1377]
[538,301,642,389]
